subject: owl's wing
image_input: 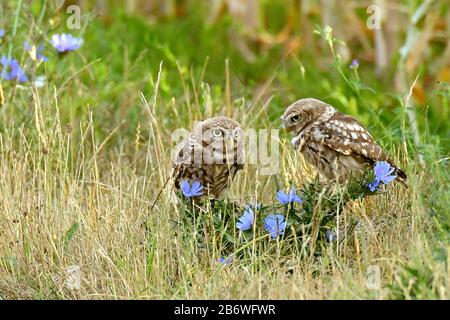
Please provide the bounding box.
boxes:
[171,133,202,186]
[150,135,199,210]
[310,113,406,180]
[172,133,198,164]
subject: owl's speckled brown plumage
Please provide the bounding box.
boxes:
[281,98,407,183]
[172,116,244,198]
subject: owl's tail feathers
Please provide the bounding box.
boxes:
[396,167,407,180]
[394,166,408,188]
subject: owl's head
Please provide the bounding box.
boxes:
[190,117,243,165]
[281,98,334,134]
[194,116,242,144]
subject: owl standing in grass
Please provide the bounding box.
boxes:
[172,116,244,199]
[281,98,407,184]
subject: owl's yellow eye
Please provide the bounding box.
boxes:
[291,115,300,122]
[212,129,223,137]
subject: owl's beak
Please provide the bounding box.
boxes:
[281,122,295,133]
[280,116,287,129]
[280,120,293,132]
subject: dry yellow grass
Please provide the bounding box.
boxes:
[0,88,447,300]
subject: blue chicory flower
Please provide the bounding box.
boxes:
[0,56,28,82]
[264,214,287,239]
[0,29,5,38]
[236,207,254,231]
[50,33,83,53]
[180,180,204,198]
[374,161,397,184]
[367,179,381,192]
[24,42,48,62]
[367,161,397,192]
[276,187,302,205]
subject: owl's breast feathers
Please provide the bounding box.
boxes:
[172,135,244,198]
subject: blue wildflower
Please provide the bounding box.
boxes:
[368,179,381,192]
[180,180,203,198]
[236,207,254,231]
[24,42,48,62]
[276,187,302,205]
[326,230,337,242]
[0,56,28,82]
[218,257,232,265]
[350,59,359,69]
[374,161,397,184]
[367,161,397,192]
[50,33,83,53]
[264,214,287,239]
[0,29,4,38]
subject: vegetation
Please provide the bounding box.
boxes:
[0,0,448,299]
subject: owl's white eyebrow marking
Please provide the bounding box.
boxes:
[351,132,358,139]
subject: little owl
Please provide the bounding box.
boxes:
[172,116,244,199]
[281,98,407,183]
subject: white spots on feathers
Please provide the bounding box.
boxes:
[313,128,328,140]
[330,124,342,133]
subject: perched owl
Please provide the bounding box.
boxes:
[281,98,407,183]
[172,116,244,199]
